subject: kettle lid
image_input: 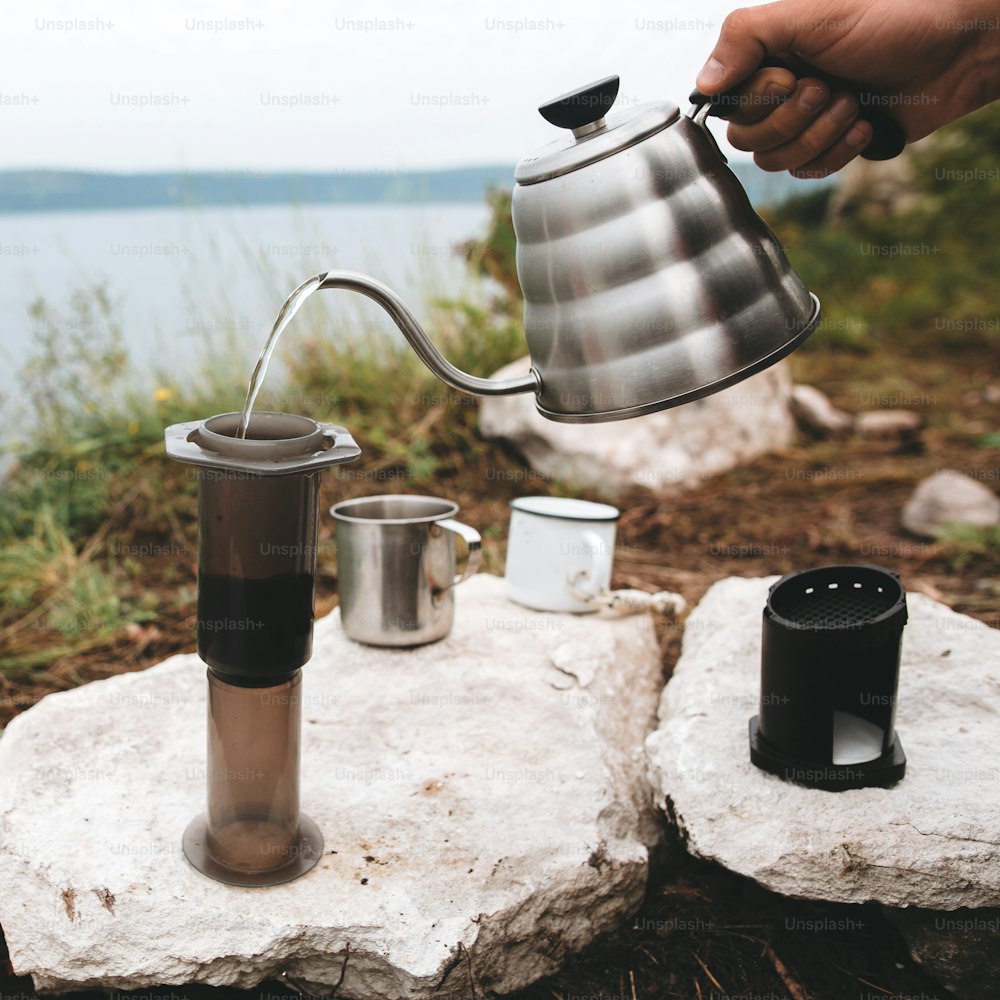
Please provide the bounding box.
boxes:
[515,75,679,185]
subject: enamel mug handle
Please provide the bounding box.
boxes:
[567,528,613,601]
[437,519,482,588]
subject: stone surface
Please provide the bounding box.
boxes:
[0,575,663,997]
[789,384,853,437]
[479,357,795,496]
[902,469,1000,538]
[825,145,923,223]
[885,907,1000,1000]
[645,575,1000,908]
[854,409,923,439]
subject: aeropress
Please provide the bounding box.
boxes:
[750,564,908,791]
[166,412,360,885]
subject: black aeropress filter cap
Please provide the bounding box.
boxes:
[749,564,907,791]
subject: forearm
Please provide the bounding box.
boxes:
[947,0,1000,120]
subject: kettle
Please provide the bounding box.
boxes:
[318,74,826,422]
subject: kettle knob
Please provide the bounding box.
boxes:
[538,75,619,132]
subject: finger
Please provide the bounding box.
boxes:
[721,66,797,125]
[753,92,861,172]
[727,79,830,152]
[789,121,873,179]
[695,0,813,94]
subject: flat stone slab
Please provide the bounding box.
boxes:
[646,575,1000,909]
[0,575,663,997]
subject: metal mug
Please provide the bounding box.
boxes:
[330,495,482,646]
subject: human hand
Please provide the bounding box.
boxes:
[696,0,1000,177]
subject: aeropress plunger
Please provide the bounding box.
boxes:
[166,412,360,886]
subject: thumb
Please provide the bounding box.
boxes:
[696,1,806,93]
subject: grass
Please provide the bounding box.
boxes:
[934,523,1000,573]
[764,102,1000,352]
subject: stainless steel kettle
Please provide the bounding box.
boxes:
[318,74,822,422]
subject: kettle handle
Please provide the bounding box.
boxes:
[316,270,539,398]
[689,56,906,161]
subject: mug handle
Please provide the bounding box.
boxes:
[567,528,613,602]
[436,519,483,589]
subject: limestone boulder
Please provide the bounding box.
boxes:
[646,575,1000,908]
[0,575,664,997]
[479,358,795,496]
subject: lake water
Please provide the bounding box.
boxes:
[0,202,493,408]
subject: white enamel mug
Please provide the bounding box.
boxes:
[504,497,620,613]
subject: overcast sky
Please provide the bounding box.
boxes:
[1,0,757,172]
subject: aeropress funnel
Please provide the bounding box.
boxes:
[166,412,361,885]
[749,564,907,792]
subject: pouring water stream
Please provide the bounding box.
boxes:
[236,273,326,439]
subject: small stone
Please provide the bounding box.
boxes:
[479,358,795,496]
[901,469,1000,538]
[789,384,853,436]
[855,409,923,438]
[645,575,1000,908]
[0,575,664,996]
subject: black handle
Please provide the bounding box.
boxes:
[689,57,905,161]
[539,75,620,131]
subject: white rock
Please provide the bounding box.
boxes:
[902,469,1000,538]
[0,575,663,997]
[855,409,923,438]
[646,575,1000,908]
[825,150,923,223]
[789,384,853,436]
[479,358,795,496]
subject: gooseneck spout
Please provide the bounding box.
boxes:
[317,270,539,398]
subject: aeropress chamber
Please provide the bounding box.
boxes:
[749,564,908,792]
[166,412,360,885]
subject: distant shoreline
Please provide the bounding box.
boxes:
[0,162,820,214]
[0,166,517,214]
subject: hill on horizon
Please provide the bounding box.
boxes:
[0,163,821,214]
